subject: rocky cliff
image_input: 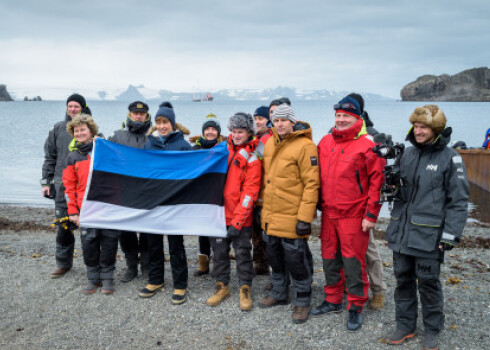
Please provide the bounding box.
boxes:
[401,67,490,102]
[0,84,13,101]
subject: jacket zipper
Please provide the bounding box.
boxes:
[355,170,363,194]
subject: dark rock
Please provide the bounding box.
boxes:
[401,67,490,102]
[0,84,13,101]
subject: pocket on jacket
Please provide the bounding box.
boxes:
[407,215,442,252]
[385,215,400,243]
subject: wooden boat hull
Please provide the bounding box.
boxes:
[457,149,490,192]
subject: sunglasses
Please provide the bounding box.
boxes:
[333,103,358,111]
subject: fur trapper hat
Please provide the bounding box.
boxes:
[409,104,446,134]
[227,112,256,134]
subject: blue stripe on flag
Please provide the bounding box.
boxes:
[93,139,228,180]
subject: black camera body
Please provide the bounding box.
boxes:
[372,134,407,206]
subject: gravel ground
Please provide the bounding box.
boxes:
[0,205,489,349]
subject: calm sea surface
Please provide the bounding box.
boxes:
[1,99,489,221]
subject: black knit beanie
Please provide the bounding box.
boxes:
[66,93,87,108]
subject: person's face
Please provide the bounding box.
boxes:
[204,126,219,141]
[74,124,93,144]
[413,122,435,145]
[156,117,172,136]
[273,118,294,137]
[335,112,358,131]
[232,128,250,146]
[130,111,148,122]
[254,116,269,134]
[269,105,277,120]
[67,101,82,118]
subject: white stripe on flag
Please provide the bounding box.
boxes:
[80,201,227,237]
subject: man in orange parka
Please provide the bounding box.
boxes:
[206,112,262,311]
[311,95,384,332]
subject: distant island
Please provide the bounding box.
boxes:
[0,84,13,101]
[401,67,490,102]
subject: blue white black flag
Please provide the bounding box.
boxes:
[80,139,227,237]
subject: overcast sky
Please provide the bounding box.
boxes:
[1,0,489,98]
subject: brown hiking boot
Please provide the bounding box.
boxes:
[258,295,288,308]
[292,306,310,324]
[368,293,385,311]
[240,285,252,311]
[194,254,210,276]
[50,267,70,279]
[138,283,164,298]
[206,282,230,307]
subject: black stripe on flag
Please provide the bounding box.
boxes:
[86,170,225,210]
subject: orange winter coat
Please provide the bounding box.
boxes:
[261,122,320,239]
[224,136,262,230]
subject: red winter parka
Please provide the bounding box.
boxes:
[224,135,262,230]
[317,119,384,222]
[62,142,92,215]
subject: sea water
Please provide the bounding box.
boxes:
[0,99,489,221]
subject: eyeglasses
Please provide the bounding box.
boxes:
[334,103,358,111]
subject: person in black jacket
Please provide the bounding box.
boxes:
[41,93,90,279]
[108,101,152,282]
[192,114,224,277]
[385,105,469,350]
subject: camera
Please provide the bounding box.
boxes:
[372,134,407,207]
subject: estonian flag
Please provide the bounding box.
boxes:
[80,139,227,237]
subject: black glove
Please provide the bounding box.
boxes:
[227,226,241,239]
[440,234,460,251]
[253,207,262,228]
[296,221,311,236]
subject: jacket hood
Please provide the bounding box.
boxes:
[271,121,313,142]
[406,125,452,151]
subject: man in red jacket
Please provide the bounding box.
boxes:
[311,95,384,332]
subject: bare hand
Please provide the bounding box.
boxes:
[41,186,50,197]
[69,215,80,226]
[362,218,375,232]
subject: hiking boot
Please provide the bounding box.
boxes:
[193,254,210,276]
[368,293,385,311]
[171,289,188,305]
[120,267,138,282]
[310,300,342,317]
[264,282,272,291]
[138,283,164,298]
[386,329,417,345]
[239,285,252,311]
[101,280,115,295]
[422,333,438,350]
[253,262,270,275]
[206,282,230,307]
[347,310,362,332]
[292,306,310,324]
[50,267,70,279]
[258,295,288,309]
[82,281,100,295]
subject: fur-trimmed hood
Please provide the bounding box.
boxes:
[409,104,446,134]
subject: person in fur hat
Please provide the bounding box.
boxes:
[385,105,469,350]
[139,106,192,304]
[206,112,262,312]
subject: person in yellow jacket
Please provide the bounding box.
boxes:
[258,103,319,324]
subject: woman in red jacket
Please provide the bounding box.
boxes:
[63,114,119,295]
[206,112,262,311]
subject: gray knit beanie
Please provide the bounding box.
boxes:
[272,103,296,123]
[227,112,256,134]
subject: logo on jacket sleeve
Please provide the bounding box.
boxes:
[426,164,438,171]
[310,157,318,166]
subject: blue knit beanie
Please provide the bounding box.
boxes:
[154,106,176,129]
[334,95,362,119]
[253,106,270,121]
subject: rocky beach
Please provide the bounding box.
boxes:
[0,205,488,349]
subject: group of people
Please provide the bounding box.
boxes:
[41,92,469,349]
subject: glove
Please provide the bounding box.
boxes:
[227,226,241,239]
[440,233,460,251]
[253,207,262,228]
[296,221,311,236]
